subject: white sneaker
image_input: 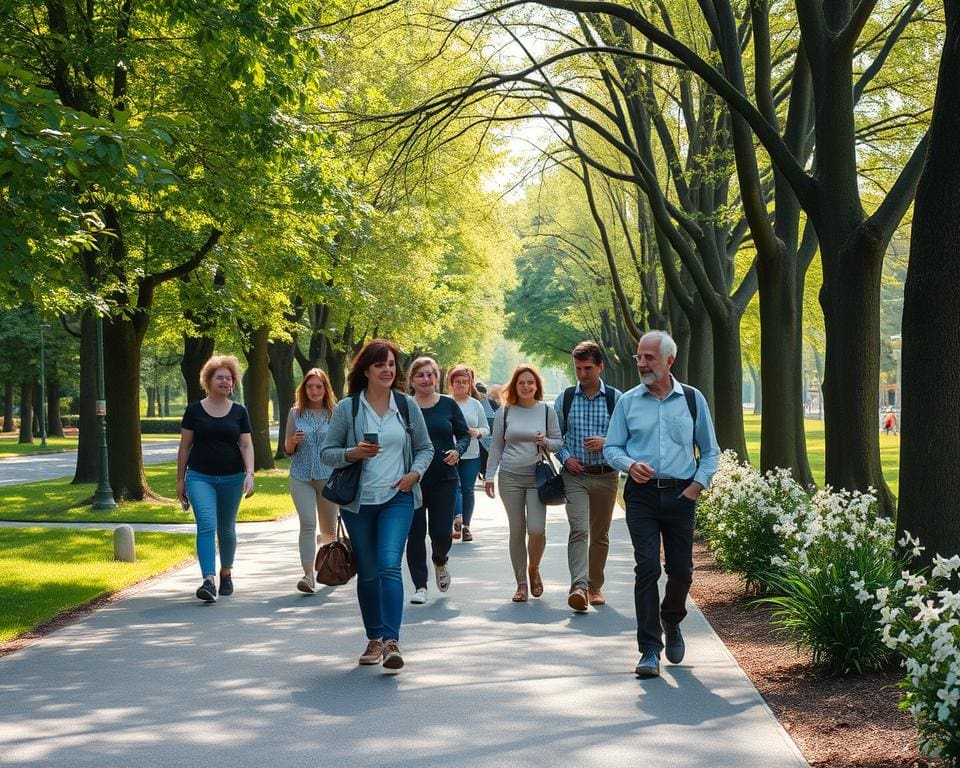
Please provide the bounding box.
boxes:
[436,565,451,592]
[297,574,316,594]
[410,587,428,604]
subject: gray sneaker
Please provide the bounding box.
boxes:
[662,620,686,664]
[634,650,661,678]
[436,565,451,592]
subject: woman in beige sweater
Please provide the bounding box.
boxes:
[484,365,562,602]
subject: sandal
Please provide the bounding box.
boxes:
[529,568,544,598]
[512,585,528,602]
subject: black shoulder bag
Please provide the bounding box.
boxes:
[321,396,364,506]
[534,404,566,505]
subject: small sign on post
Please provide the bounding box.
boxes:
[95,400,107,416]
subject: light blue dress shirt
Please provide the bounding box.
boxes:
[603,377,720,488]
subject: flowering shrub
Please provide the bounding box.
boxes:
[697,451,807,593]
[759,487,903,673]
[864,534,960,762]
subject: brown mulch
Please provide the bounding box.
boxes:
[690,538,934,768]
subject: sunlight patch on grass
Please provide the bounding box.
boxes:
[0,528,195,642]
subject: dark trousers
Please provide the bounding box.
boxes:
[406,477,458,589]
[623,479,696,654]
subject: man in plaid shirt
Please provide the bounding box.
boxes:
[554,341,622,613]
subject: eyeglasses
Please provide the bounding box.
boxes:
[631,355,641,362]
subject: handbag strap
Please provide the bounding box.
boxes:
[336,513,347,541]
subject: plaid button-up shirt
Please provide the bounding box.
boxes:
[554,382,620,467]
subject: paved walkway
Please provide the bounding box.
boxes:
[0,494,807,767]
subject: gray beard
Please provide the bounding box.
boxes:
[640,372,657,385]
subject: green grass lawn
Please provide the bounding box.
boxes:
[0,460,296,523]
[742,414,900,497]
[0,527,195,642]
[0,435,79,456]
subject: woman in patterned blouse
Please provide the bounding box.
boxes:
[284,368,339,594]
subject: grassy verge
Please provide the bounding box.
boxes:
[0,527,195,642]
[742,414,900,497]
[0,435,79,456]
[0,460,295,523]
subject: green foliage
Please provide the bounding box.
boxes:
[0,528,195,642]
[139,418,182,434]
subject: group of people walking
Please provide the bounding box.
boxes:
[175,331,720,681]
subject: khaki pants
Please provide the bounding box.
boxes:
[561,470,619,590]
[497,470,547,585]
[289,477,338,568]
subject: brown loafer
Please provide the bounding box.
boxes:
[567,587,589,613]
[588,589,606,606]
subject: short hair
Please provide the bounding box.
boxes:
[407,356,440,393]
[572,340,604,365]
[640,330,678,360]
[199,355,242,395]
[346,339,402,396]
[446,363,480,398]
[503,364,544,405]
[294,368,338,415]
[475,381,487,394]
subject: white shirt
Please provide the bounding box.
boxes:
[357,391,407,506]
[453,397,490,459]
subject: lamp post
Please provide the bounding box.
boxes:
[92,314,117,509]
[38,321,50,449]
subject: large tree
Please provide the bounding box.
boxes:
[896,2,960,560]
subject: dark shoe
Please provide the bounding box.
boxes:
[588,589,606,606]
[452,515,462,540]
[218,573,234,596]
[359,639,384,665]
[567,587,589,613]
[381,640,404,673]
[634,651,661,678]
[663,620,685,664]
[196,578,217,603]
[461,525,473,542]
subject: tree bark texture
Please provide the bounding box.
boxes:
[3,382,13,431]
[897,3,960,562]
[711,314,749,461]
[180,334,215,403]
[72,310,99,483]
[47,380,63,437]
[267,337,297,460]
[17,381,33,444]
[102,315,150,501]
[244,325,275,471]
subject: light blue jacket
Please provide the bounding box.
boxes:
[320,391,434,513]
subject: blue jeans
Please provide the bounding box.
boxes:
[185,469,245,578]
[341,491,415,642]
[454,457,482,525]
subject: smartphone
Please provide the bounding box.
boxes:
[363,432,379,444]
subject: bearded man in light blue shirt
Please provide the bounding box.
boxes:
[603,331,720,679]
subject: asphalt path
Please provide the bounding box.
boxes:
[0,430,280,487]
[0,495,808,767]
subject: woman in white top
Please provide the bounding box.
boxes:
[284,368,338,595]
[447,364,489,543]
[484,365,562,602]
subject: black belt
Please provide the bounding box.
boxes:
[581,464,616,475]
[642,477,691,489]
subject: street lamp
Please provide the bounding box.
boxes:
[38,321,50,449]
[92,313,117,509]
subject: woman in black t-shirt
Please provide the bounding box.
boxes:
[176,355,255,603]
[405,357,470,604]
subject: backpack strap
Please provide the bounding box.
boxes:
[394,392,413,436]
[560,386,576,433]
[604,386,616,416]
[680,384,700,461]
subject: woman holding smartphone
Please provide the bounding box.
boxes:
[320,339,433,673]
[176,355,255,603]
[284,368,338,594]
[405,357,470,604]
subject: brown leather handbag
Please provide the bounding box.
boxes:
[315,515,356,586]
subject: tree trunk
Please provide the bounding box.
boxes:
[324,346,348,399]
[711,314,748,461]
[685,307,713,410]
[18,381,33,444]
[102,315,151,501]
[243,325,275,471]
[47,380,64,437]
[896,4,960,564]
[748,364,761,415]
[73,310,99,483]
[33,381,42,435]
[819,229,893,513]
[267,336,297,459]
[146,386,157,417]
[3,382,13,431]
[181,334,215,403]
[758,250,813,483]
[163,385,170,416]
